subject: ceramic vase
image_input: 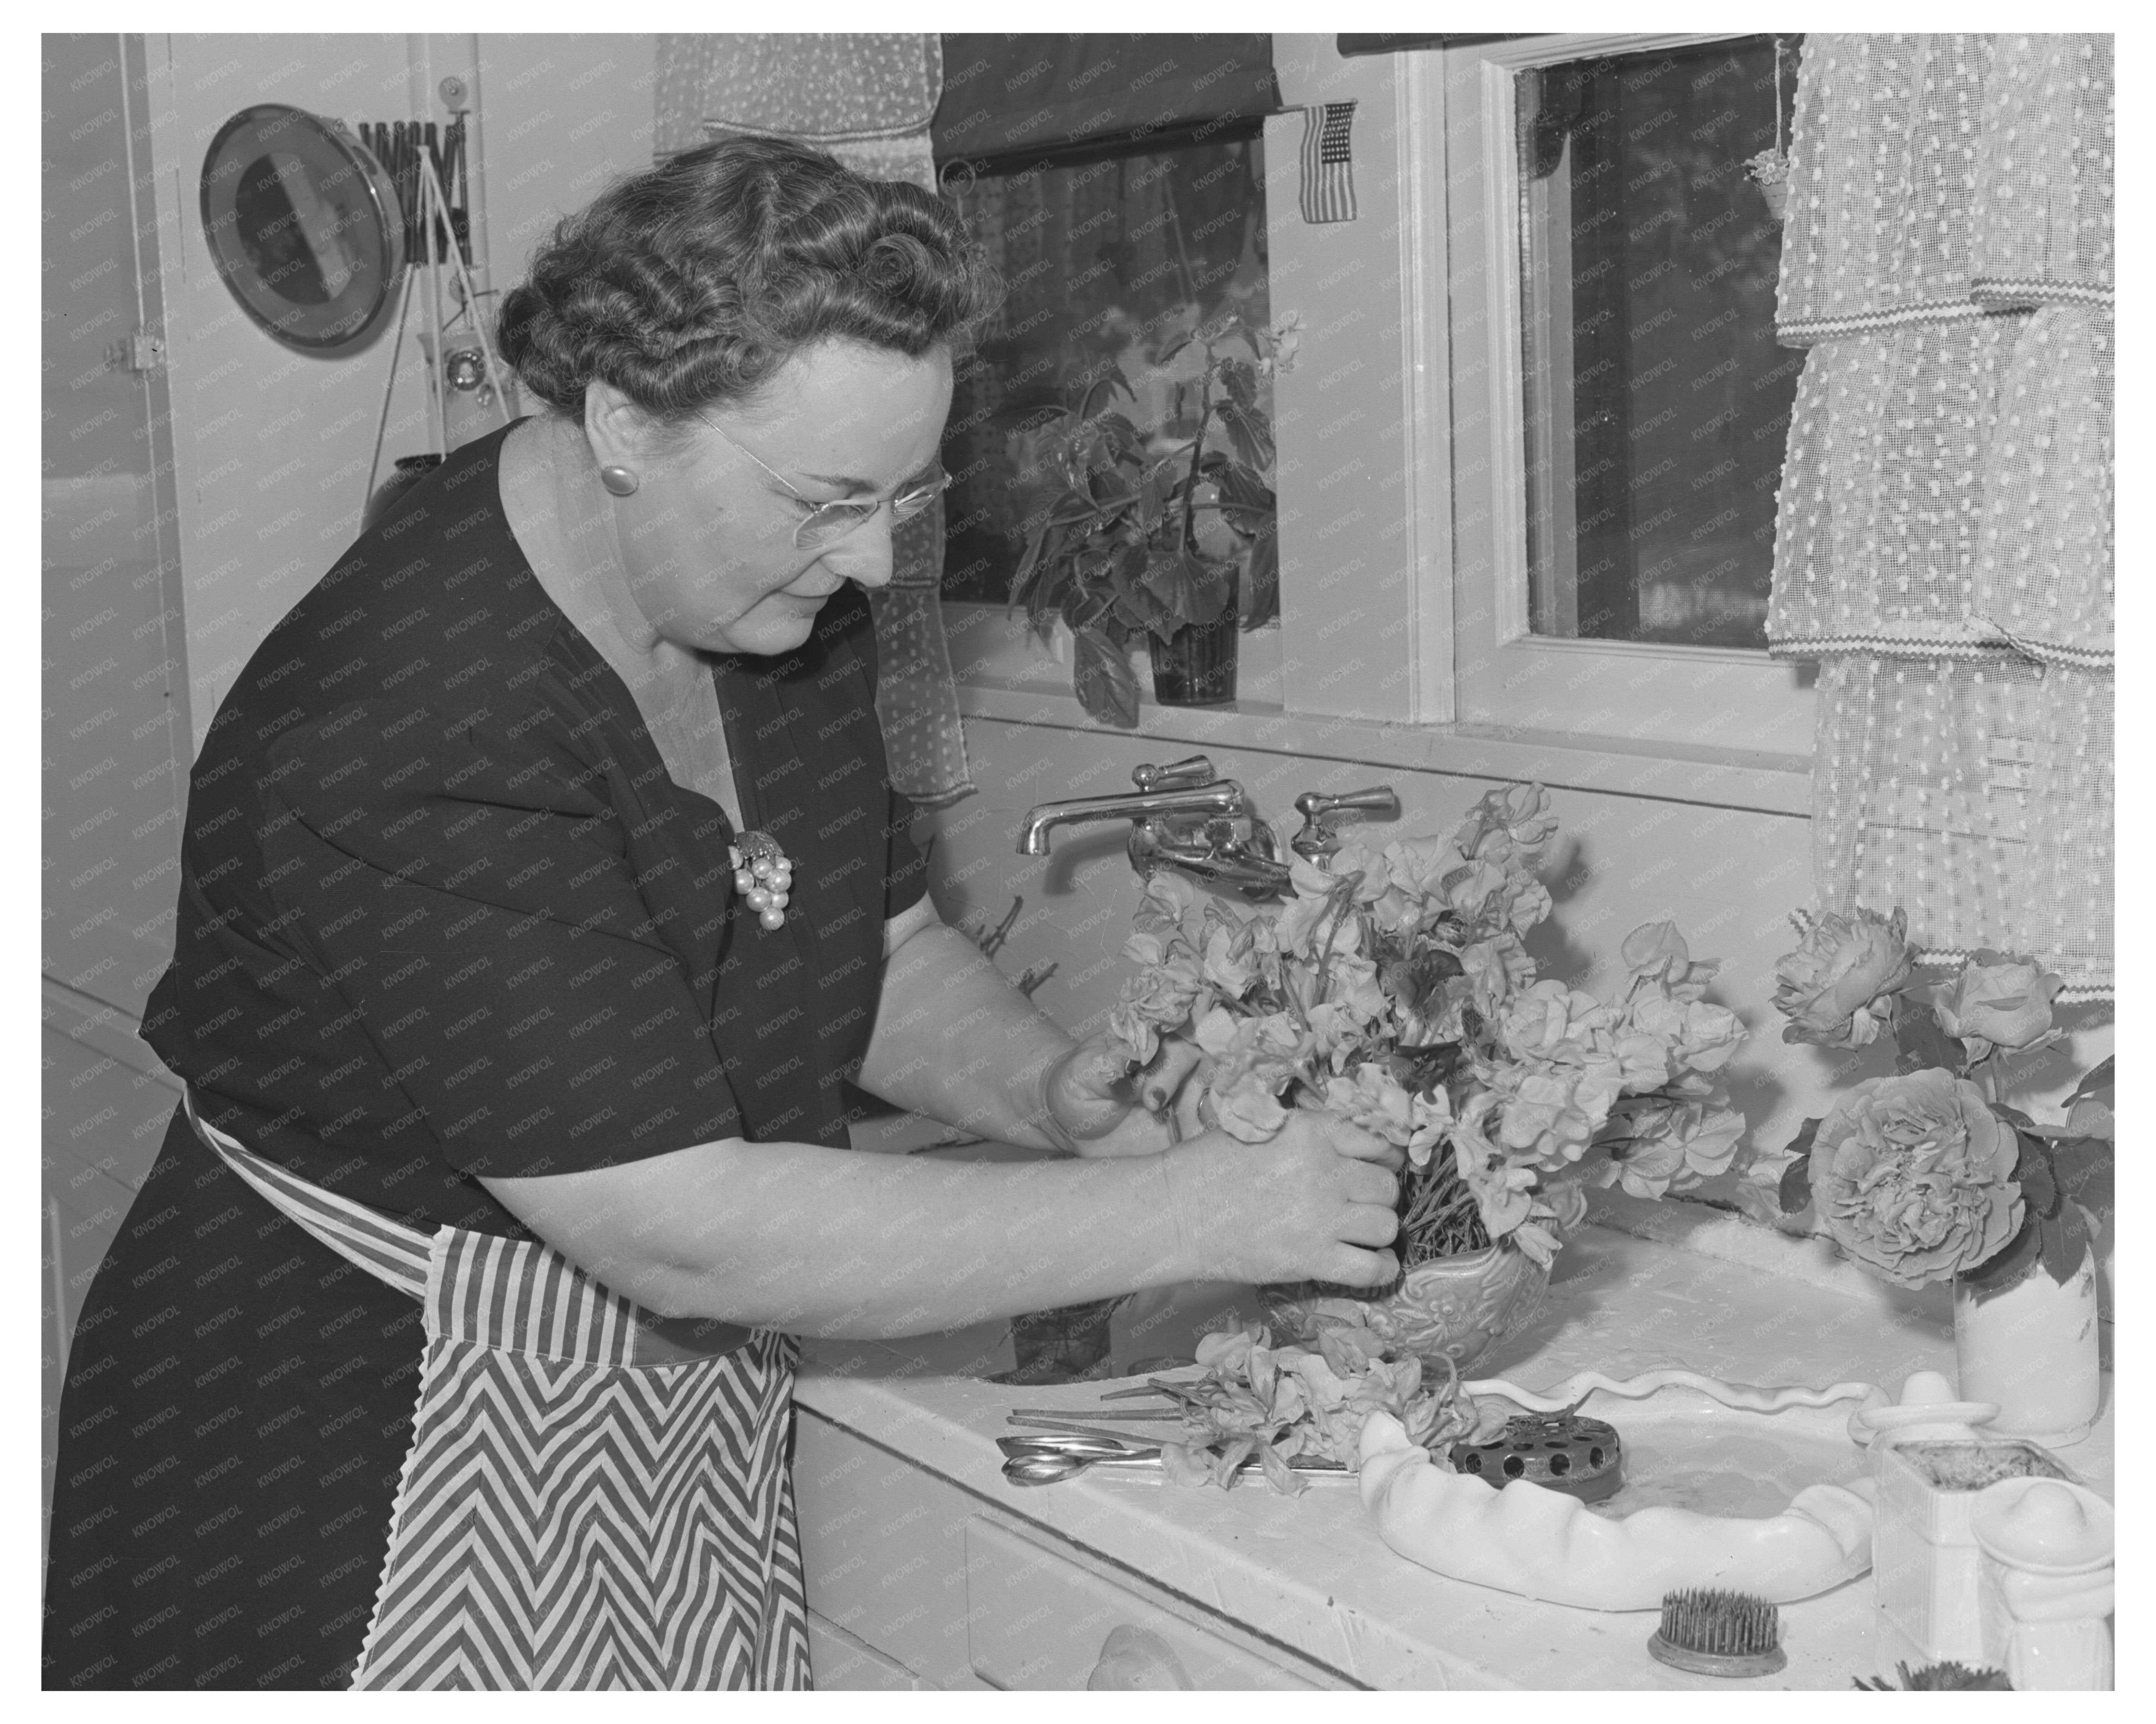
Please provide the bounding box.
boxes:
[1260,1242,1550,1375]
[1952,1244,2100,1446]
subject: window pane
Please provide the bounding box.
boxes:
[1518,37,1802,649]
[939,140,1270,603]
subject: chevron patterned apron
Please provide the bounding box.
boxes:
[183,1091,813,1690]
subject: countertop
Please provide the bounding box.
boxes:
[794,1208,2114,1690]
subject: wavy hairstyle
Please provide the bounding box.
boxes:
[496,135,998,423]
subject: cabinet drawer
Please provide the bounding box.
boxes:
[964,1515,1319,1690]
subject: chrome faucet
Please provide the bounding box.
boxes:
[1016,757,1400,903]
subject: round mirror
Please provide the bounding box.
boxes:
[200,104,405,352]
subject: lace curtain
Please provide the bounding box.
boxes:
[1769,35,2112,996]
[653,34,975,806]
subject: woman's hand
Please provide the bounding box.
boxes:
[1161,1111,1402,1288]
[1041,1032,1207,1158]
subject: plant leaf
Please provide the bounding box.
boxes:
[1778,1117,1823,1213]
[1181,549,1236,626]
[1073,625,1140,728]
[1142,546,1201,625]
[1890,993,1966,1075]
[1008,520,1050,613]
[1216,397,1275,472]
[2048,1136,2114,1224]
[1097,411,1147,461]
[2067,1055,2114,1107]
[1216,356,1258,409]
[1241,523,1279,630]
[2011,1129,2060,1220]
[1211,460,1276,513]
[2037,1198,2093,1288]
[1961,1209,2043,1297]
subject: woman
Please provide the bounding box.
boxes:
[44,137,1398,1691]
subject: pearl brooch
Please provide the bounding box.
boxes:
[729,831,795,932]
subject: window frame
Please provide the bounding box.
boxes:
[941,32,1814,814]
[1430,32,1815,758]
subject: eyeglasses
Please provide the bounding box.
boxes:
[698,415,950,550]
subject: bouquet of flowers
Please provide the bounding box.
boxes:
[1149,1320,1505,1497]
[1105,782,1750,1273]
[1757,907,2112,1295]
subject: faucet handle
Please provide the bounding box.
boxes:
[1132,755,1216,793]
[1290,785,1402,861]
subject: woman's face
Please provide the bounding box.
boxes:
[585,337,953,657]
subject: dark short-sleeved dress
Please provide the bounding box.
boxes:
[44,423,927,1690]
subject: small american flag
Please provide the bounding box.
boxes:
[1299,100,1358,223]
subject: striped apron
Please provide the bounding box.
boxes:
[183,1091,813,1691]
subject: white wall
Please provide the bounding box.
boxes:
[142,33,656,757]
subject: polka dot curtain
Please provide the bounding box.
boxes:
[654,34,977,806]
[1768,35,2112,996]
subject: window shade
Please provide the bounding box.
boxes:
[932,34,1279,172]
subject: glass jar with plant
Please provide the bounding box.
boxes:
[1005,311,1296,726]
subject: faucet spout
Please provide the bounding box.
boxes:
[1016,782,1246,856]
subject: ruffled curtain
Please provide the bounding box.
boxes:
[654,34,976,806]
[1769,35,2112,996]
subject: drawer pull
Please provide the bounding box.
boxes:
[1087,1625,1194,1690]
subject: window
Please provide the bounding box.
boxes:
[1438,34,1815,757]
[937,138,1272,605]
[1518,37,1802,650]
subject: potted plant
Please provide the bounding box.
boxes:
[1004,312,1293,726]
[1754,910,2113,1444]
[1103,782,1753,1372]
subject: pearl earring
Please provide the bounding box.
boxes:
[599,465,640,497]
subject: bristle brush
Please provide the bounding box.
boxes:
[1646,1587,1786,1677]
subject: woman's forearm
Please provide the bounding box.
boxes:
[484,1134,1193,1338]
[855,922,1081,1153]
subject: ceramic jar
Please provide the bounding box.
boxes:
[1952,1242,2100,1446]
[1260,1242,1550,1375]
[1970,1476,2114,1690]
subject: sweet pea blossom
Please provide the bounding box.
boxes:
[1496,981,1614,1066]
[1596,1101,1747,1200]
[1491,1054,1626,1168]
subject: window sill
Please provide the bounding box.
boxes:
[943,604,1811,817]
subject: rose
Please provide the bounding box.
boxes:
[1933,951,2064,1062]
[1771,906,1914,1049]
[1806,1068,2024,1289]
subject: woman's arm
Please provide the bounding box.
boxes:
[856,915,1200,1158]
[479,1109,1399,1338]
[854,916,1084,1152]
